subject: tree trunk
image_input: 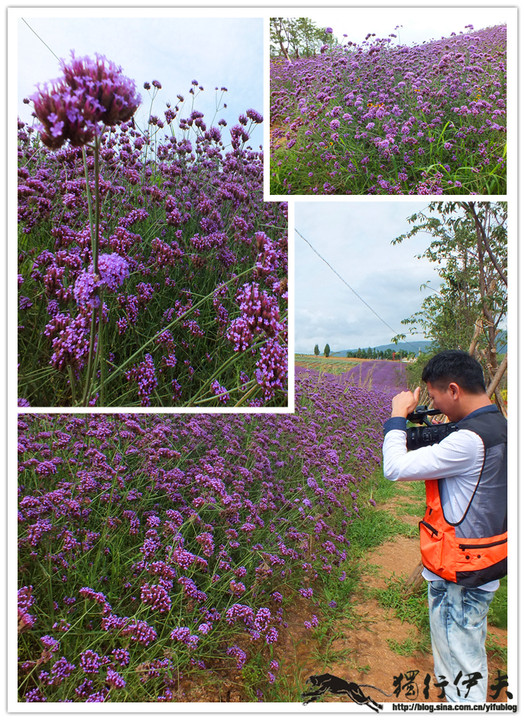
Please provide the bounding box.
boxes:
[468,317,484,356]
[486,354,507,398]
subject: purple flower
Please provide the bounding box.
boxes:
[106,668,126,689]
[73,253,129,307]
[140,583,171,614]
[170,626,199,648]
[125,354,158,406]
[265,627,279,644]
[40,635,60,652]
[18,586,35,631]
[255,337,288,400]
[80,649,102,674]
[31,52,141,149]
[210,379,230,404]
[226,644,247,669]
[112,648,130,666]
[46,656,76,685]
[73,271,99,308]
[246,108,263,123]
[97,253,129,291]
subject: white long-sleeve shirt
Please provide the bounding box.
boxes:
[382,415,499,591]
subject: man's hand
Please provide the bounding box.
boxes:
[391,387,420,418]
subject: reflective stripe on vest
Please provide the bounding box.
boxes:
[419,407,507,588]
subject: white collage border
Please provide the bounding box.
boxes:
[4,2,521,717]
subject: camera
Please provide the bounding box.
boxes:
[405,405,458,450]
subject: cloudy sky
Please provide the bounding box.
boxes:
[296,6,510,47]
[294,201,444,354]
[14,11,265,146]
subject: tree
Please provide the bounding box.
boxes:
[314,344,320,356]
[392,202,507,408]
[270,17,336,59]
[323,343,331,358]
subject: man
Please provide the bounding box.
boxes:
[382,350,507,704]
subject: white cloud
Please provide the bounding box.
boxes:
[294,201,441,353]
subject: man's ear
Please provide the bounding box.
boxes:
[449,382,461,399]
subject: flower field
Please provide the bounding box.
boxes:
[17,366,403,702]
[270,25,506,195]
[296,357,407,392]
[18,55,288,408]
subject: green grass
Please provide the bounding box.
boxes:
[295,353,360,376]
[375,577,430,629]
[486,633,507,664]
[488,577,507,629]
[346,509,417,554]
[387,635,421,656]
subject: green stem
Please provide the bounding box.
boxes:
[93,135,101,274]
[98,318,106,407]
[80,306,99,406]
[90,266,256,399]
[82,146,96,256]
[185,335,269,406]
[79,135,103,406]
[67,367,77,406]
[93,289,106,406]
[233,381,260,407]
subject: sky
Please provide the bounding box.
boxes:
[294,201,444,354]
[14,11,265,146]
[293,7,510,48]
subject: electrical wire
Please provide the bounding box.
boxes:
[21,18,60,61]
[295,227,425,353]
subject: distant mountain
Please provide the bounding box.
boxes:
[332,341,432,357]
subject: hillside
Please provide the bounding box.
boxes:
[331,341,432,357]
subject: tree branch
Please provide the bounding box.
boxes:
[465,202,507,287]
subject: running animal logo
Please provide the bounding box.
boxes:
[302,673,389,712]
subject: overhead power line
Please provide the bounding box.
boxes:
[21,18,60,61]
[295,227,423,351]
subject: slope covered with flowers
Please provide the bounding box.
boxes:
[18,369,400,702]
[270,25,506,195]
[19,59,288,408]
[296,358,407,394]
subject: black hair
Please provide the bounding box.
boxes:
[421,350,486,394]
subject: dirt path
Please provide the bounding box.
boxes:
[284,483,508,706]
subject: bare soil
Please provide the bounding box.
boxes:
[279,484,508,707]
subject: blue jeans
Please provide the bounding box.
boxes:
[427,579,495,703]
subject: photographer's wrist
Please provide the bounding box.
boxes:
[391,405,408,418]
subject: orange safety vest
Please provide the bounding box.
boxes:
[419,407,507,588]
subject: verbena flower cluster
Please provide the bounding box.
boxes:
[17,367,403,702]
[31,52,141,149]
[73,253,130,308]
[270,25,506,195]
[18,74,288,407]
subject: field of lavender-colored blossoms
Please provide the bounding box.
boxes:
[18,57,288,408]
[270,25,506,195]
[296,359,408,394]
[18,368,401,702]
